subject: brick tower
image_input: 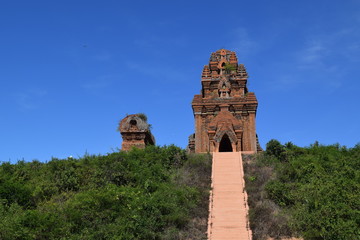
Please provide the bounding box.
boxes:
[189,49,260,153]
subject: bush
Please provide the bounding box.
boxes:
[0,146,211,239]
[245,140,360,240]
[265,139,285,159]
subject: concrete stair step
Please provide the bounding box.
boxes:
[208,152,252,240]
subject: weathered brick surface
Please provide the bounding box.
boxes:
[119,114,155,151]
[189,49,260,153]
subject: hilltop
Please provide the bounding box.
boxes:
[1,141,359,240]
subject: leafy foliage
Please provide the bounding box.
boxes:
[0,146,211,240]
[244,141,360,240]
[265,139,285,159]
[223,63,237,74]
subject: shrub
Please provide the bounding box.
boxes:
[265,139,285,159]
[245,141,360,240]
[0,146,211,239]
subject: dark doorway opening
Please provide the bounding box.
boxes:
[219,134,233,152]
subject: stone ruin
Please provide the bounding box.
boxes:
[118,114,155,151]
[189,49,261,153]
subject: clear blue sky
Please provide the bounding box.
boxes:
[1,0,359,162]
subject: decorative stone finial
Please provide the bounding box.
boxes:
[202,65,210,78]
[229,52,238,65]
[237,64,248,78]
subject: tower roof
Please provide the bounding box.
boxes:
[209,49,238,71]
[119,114,150,132]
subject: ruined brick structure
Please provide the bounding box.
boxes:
[189,49,261,153]
[119,114,155,151]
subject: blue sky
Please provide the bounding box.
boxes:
[1,0,359,162]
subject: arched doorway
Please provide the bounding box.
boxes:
[219,134,233,152]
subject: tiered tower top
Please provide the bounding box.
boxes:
[197,49,253,101]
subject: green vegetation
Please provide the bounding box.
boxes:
[0,146,211,240]
[3,139,358,240]
[244,140,360,240]
[224,63,237,74]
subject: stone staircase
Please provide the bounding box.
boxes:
[208,152,252,240]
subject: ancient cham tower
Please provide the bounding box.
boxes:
[188,49,261,153]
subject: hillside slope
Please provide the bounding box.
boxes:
[244,140,360,240]
[0,146,211,240]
